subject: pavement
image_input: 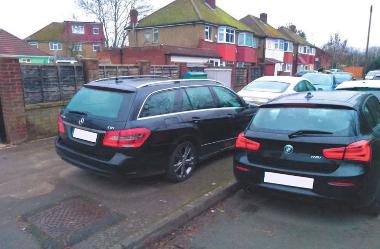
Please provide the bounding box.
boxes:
[0,138,237,249]
[149,189,380,249]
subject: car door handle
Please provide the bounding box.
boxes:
[192,117,201,123]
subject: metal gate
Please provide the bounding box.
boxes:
[252,66,263,81]
[0,98,6,143]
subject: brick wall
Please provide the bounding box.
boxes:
[0,57,28,144]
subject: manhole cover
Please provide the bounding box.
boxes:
[22,197,124,249]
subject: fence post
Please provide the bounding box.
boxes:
[137,60,151,75]
[82,59,99,82]
[0,57,28,144]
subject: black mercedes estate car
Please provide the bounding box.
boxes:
[56,76,255,182]
[234,91,380,215]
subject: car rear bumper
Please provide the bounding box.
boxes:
[234,156,377,207]
[55,138,167,178]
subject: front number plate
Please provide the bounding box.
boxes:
[73,128,98,143]
[264,172,314,189]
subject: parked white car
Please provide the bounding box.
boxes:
[365,70,380,80]
[238,76,316,106]
[336,80,380,100]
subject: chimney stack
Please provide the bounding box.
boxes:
[289,25,297,32]
[205,0,216,9]
[130,9,138,28]
[260,13,268,24]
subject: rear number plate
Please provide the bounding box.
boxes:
[73,128,97,143]
[264,172,314,189]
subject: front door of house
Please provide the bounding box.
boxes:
[0,98,6,143]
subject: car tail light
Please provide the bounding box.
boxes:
[236,166,251,172]
[58,115,65,134]
[323,140,371,163]
[235,133,260,151]
[103,128,151,148]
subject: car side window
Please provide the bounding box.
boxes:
[181,89,193,112]
[294,81,307,92]
[305,81,316,91]
[364,97,380,130]
[212,86,243,108]
[185,87,217,110]
[139,90,177,118]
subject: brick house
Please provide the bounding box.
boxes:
[240,14,294,76]
[127,0,259,67]
[0,29,50,64]
[25,21,105,60]
[278,26,317,75]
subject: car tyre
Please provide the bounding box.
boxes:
[166,141,197,183]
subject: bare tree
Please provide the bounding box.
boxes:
[323,33,348,68]
[77,0,152,48]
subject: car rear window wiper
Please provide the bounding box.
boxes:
[67,110,88,116]
[288,130,333,139]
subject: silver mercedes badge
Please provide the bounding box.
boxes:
[284,145,294,155]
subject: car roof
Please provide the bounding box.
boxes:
[303,72,333,77]
[254,76,302,85]
[336,80,380,89]
[262,91,370,110]
[85,76,221,92]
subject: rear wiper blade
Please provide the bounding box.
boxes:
[288,130,333,139]
[68,110,88,116]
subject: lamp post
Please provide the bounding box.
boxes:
[364,5,373,76]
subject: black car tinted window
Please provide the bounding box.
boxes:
[140,90,177,118]
[66,87,131,120]
[181,89,193,112]
[250,107,356,136]
[185,87,217,110]
[363,96,380,129]
[212,86,243,108]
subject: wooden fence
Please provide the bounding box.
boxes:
[98,64,140,78]
[150,65,179,78]
[20,64,84,105]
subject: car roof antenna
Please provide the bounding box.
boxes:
[305,92,313,100]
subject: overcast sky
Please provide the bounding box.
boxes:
[0,0,378,49]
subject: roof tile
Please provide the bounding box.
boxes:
[0,29,49,56]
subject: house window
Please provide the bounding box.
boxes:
[144,29,151,44]
[284,42,293,52]
[279,40,284,50]
[205,26,212,41]
[93,43,101,52]
[153,28,159,44]
[49,41,62,51]
[283,64,292,72]
[218,27,235,44]
[238,32,256,47]
[72,25,85,34]
[72,43,82,52]
[208,59,220,67]
[28,41,39,48]
[93,27,100,35]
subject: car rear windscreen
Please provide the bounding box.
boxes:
[250,107,356,136]
[66,87,134,120]
[244,81,290,93]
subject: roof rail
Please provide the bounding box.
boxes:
[93,75,170,83]
[136,79,222,89]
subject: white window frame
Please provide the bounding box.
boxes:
[284,64,292,72]
[218,26,235,44]
[205,26,212,41]
[284,41,293,52]
[72,43,82,52]
[72,25,85,34]
[153,28,159,44]
[93,43,101,52]
[49,41,62,51]
[238,32,256,48]
[208,59,221,67]
[93,26,100,35]
[144,29,151,44]
[28,41,39,48]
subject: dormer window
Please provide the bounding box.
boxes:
[218,27,235,44]
[72,25,85,34]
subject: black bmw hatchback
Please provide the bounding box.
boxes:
[234,91,380,215]
[56,76,255,182]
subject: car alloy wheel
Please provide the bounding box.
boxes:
[166,141,196,182]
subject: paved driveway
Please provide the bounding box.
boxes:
[150,189,380,249]
[0,138,234,249]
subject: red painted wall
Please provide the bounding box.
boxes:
[283,52,293,64]
[199,40,236,62]
[298,54,315,64]
[63,21,105,43]
[264,64,275,76]
[236,46,257,63]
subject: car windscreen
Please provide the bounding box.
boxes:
[243,81,290,93]
[65,87,134,120]
[334,74,352,84]
[303,74,332,86]
[249,107,356,136]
